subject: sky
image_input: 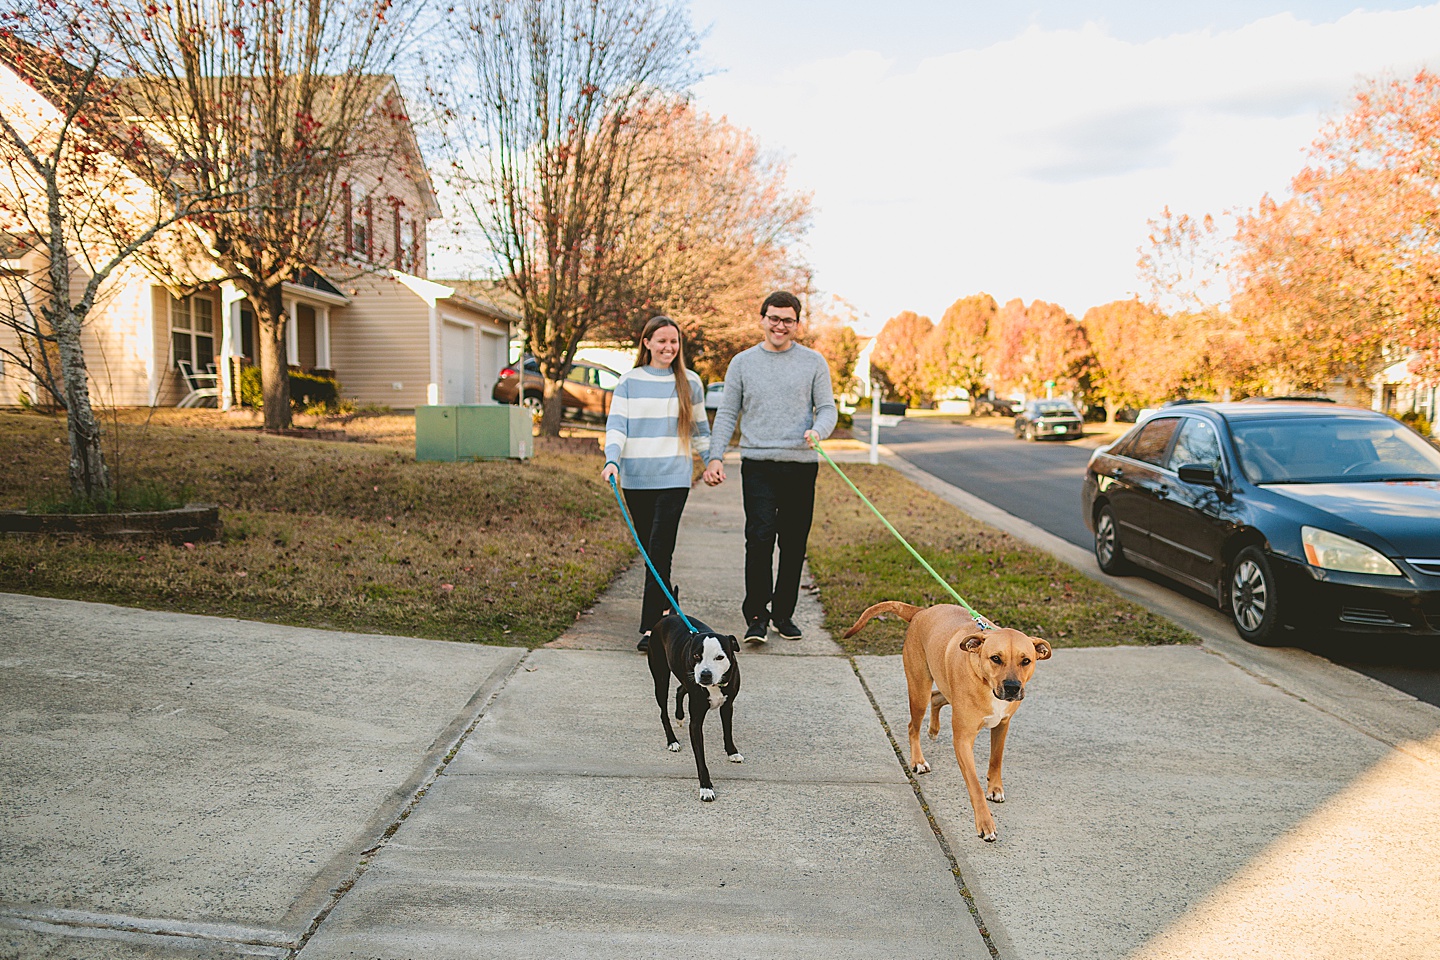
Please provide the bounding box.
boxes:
[683,1,1440,334]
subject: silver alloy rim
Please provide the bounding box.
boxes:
[1232,559,1268,631]
[1096,514,1117,566]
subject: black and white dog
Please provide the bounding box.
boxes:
[647,614,742,802]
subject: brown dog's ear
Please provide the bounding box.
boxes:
[1031,638,1053,660]
[958,630,988,652]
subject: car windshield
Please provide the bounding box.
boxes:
[1230,416,1440,484]
[1033,402,1075,415]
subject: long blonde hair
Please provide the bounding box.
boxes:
[635,316,695,454]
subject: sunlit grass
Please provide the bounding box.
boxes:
[807,461,1195,656]
[0,410,630,646]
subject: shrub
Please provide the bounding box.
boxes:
[1397,410,1433,437]
[237,365,345,413]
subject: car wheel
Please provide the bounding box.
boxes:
[1025,424,1036,441]
[520,393,543,420]
[1229,545,1285,646]
[1094,505,1130,575]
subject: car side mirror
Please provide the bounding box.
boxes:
[1177,463,1219,486]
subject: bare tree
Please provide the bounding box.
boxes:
[100,0,433,431]
[442,0,701,434]
[585,102,813,379]
[0,15,238,501]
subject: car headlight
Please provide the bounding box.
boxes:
[1301,527,1402,576]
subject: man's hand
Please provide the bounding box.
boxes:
[702,459,726,486]
[804,430,819,449]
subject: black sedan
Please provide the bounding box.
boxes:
[1014,399,1085,441]
[1081,402,1440,645]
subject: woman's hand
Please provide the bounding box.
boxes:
[601,462,618,483]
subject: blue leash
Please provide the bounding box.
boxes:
[608,476,697,634]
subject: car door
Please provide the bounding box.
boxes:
[1105,416,1182,566]
[562,363,591,415]
[592,365,620,417]
[1147,417,1233,596]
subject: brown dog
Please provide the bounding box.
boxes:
[845,601,1051,842]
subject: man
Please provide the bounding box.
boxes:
[703,291,837,643]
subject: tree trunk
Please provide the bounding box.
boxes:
[256,285,293,431]
[539,378,564,436]
[1105,399,1117,425]
[53,305,111,502]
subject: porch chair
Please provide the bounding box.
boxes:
[176,359,220,408]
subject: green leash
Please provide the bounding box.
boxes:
[812,441,997,630]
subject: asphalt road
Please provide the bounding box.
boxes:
[858,412,1440,707]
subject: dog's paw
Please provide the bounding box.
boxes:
[911,760,931,775]
[667,741,681,753]
[700,788,715,802]
[978,827,997,843]
[986,785,1005,803]
[976,817,998,842]
[728,752,744,763]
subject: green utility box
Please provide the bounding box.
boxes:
[415,405,533,461]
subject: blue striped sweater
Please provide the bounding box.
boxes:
[604,366,710,489]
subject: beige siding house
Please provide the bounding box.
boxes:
[0,61,515,411]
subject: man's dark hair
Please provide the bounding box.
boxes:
[760,291,803,318]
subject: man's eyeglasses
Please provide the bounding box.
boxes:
[763,314,799,326]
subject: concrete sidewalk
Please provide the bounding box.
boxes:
[3,450,1440,959]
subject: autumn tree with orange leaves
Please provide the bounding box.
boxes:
[1082,299,1206,420]
[806,294,863,399]
[1230,71,1440,387]
[1147,70,1440,394]
[870,310,933,405]
[986,298,1088,400]
[921,293,996,405]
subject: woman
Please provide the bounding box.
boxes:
[602,316,710,651]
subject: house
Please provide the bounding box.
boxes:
[0,56,515,412]
[1373,353,1438,436]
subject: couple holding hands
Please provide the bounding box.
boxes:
[601,291,839,651]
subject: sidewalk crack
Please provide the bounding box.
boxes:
[848,657,1003,960]
[285,647,533,957]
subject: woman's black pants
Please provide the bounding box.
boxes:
[622,486,690,634]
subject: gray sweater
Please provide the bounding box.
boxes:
[706,343,838,463]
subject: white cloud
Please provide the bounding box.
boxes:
[693,5,1440,332]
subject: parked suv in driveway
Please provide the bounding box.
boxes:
[492,357,621,421]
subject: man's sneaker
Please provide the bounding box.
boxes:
[637,631,650,652]
[774,617,803,640]
[744,618,769,644]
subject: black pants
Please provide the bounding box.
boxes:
[740,459,818,624]
[623,486,690,634]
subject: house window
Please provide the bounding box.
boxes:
[341,183,353,252]
[392,198,404,269]
[171,294,215,371]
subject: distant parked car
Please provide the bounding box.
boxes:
[704,382,725,411]
[1014,399,1084,441]
[973,394,1017,417]
[1082,401,1440,646]
[492,357,621,421]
